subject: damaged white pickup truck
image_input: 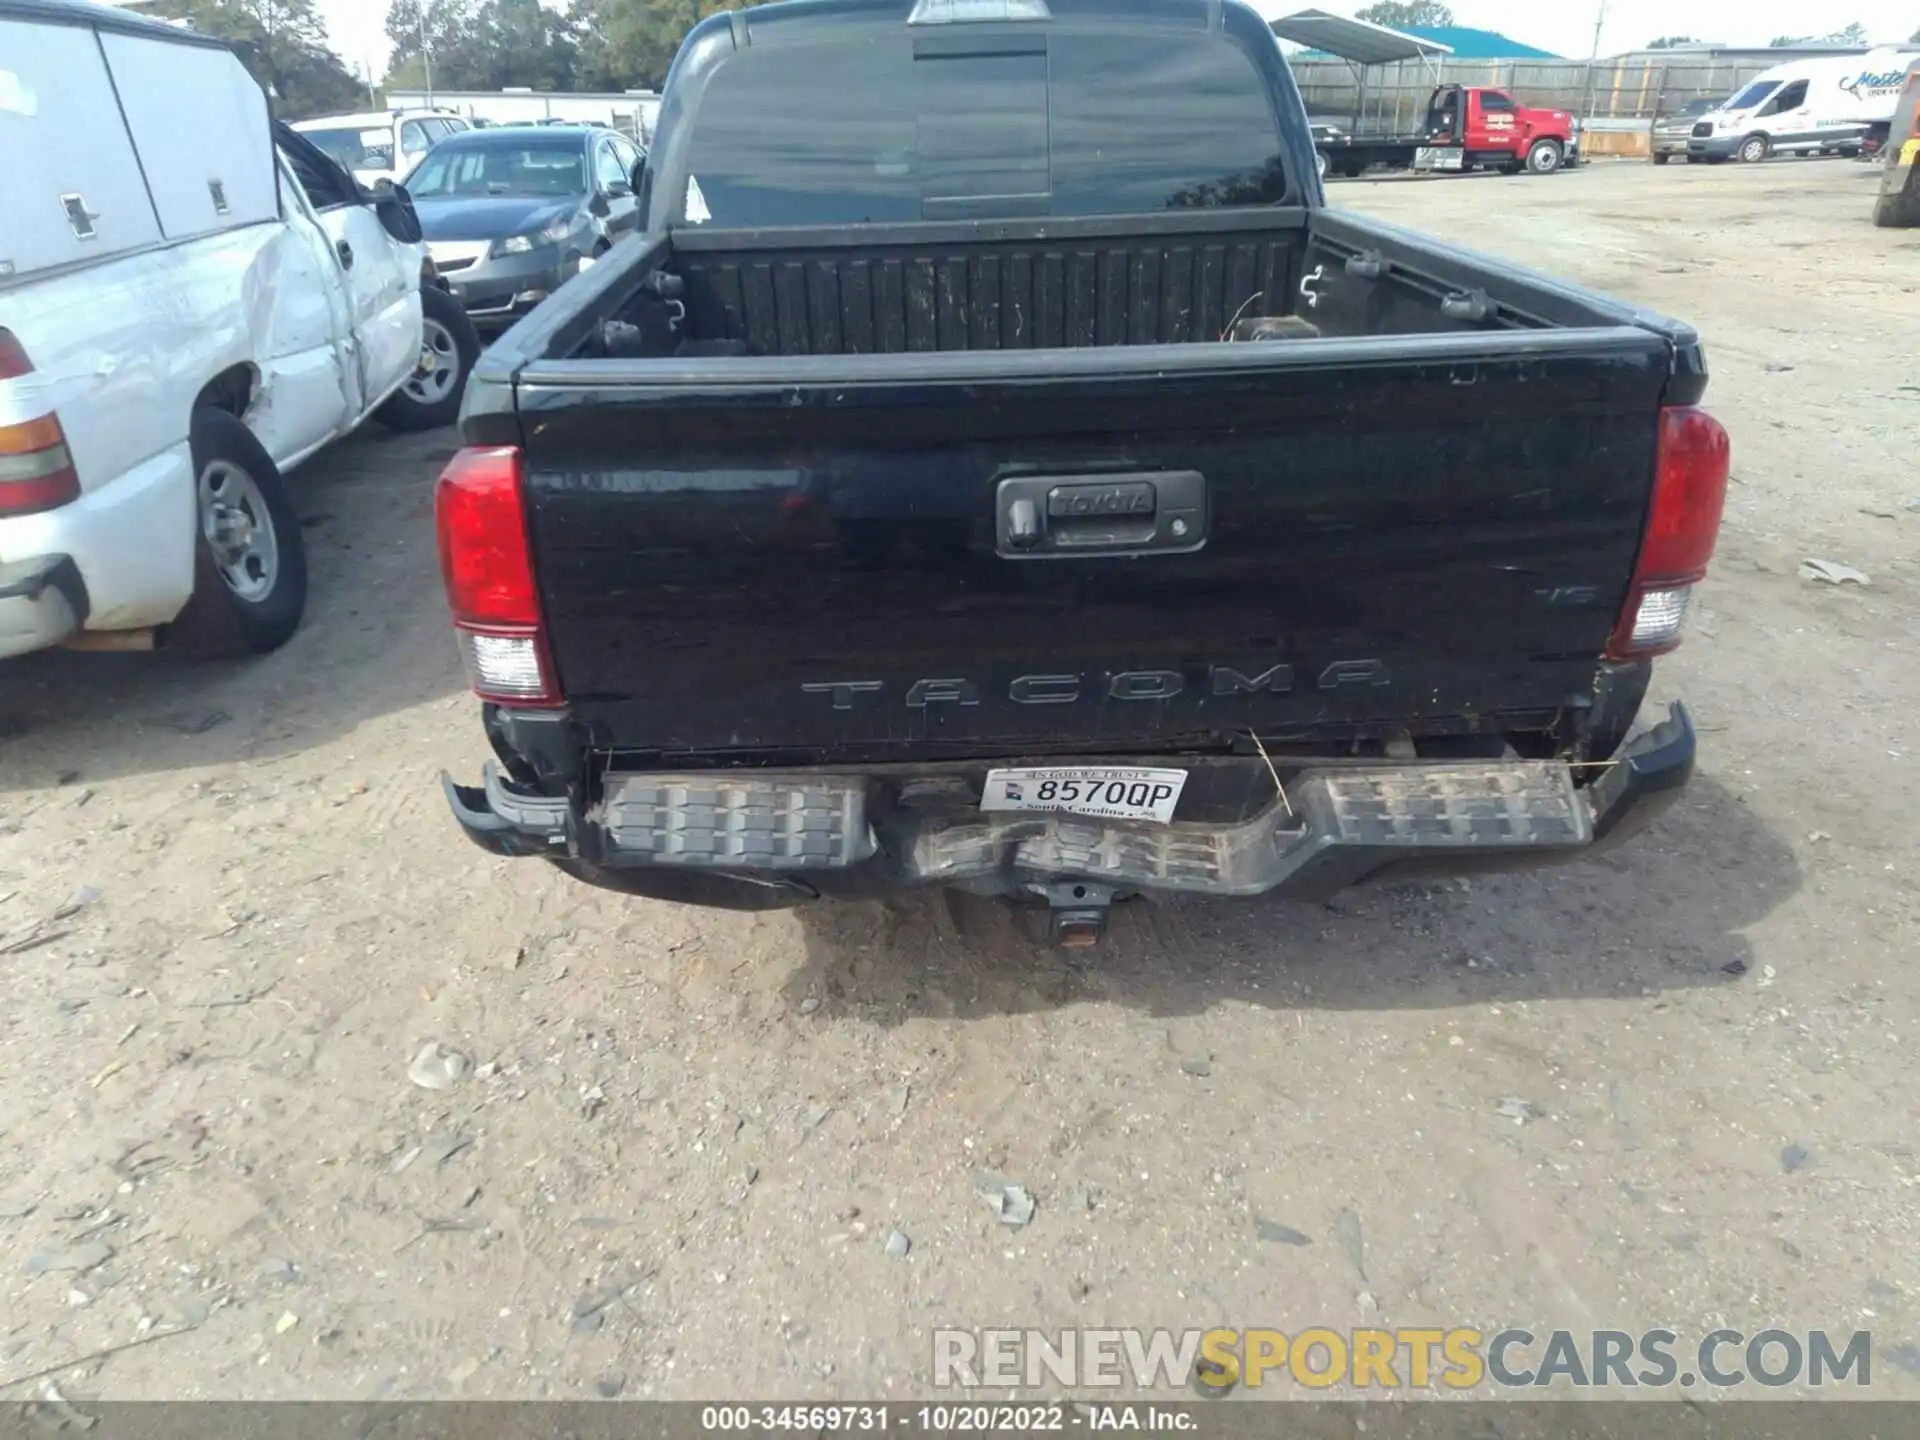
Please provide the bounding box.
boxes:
[0,0,479,660]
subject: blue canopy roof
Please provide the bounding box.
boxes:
[1287,19,1559,63]
[1400,26,1560,60]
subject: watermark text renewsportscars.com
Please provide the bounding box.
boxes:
[932,1328,1875,1393]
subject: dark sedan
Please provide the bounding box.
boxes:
[401,125,646,329]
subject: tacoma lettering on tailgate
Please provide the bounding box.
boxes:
[801,663,1389,710]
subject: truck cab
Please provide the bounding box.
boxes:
[1419,85,1579,174]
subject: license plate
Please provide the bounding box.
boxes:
[1415,147,1464,171]
[980,767,1187,824]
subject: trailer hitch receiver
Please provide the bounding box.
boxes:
[1039,880,1117,948]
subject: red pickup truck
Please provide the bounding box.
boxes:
[1318,84,1580,178]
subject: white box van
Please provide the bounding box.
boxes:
[0,0,479,661]
[1688,49,1919,163]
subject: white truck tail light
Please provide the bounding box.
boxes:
[1606,406,1730,660]
[457,628,552,702]
[0,328,81,517]
[434,446,562,706]
[1622,585,1692,651]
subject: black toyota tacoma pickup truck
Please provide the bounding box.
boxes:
[435,0,1729,944]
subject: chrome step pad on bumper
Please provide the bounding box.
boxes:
[1308,762,1588,848]
[908,761,1590,897]
[598,777,876,869]
[451,756,1595,896]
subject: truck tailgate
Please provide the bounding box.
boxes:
[513,330,1672,760]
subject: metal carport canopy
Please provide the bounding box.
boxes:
[1266,8,1453,66]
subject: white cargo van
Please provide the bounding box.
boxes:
[0,0,479,661]
[1688,48,1919,163]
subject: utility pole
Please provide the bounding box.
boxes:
[418,1,435,106]
[261,0,277,103]
[1583,0,1610,125]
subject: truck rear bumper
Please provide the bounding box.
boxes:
[0,445,193,657]
[0,554,87,660]
[442,704,1695,909]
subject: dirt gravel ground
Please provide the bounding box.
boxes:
[0,159,1916,1404]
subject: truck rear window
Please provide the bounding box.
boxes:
[678,30,1289,226]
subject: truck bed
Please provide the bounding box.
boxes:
[519,207,1619,363]
[463,205,1699,769]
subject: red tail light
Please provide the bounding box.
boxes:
[434,445,560,706]
[1606,406,1730,660]
[0,327,81,517]
[0,330,33,380]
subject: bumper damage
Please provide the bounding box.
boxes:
[442,248,573,328]
[442,704,1697,912]
[0,554,88,660]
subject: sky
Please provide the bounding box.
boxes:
[312,0,391,82]
[311,0,1917,81]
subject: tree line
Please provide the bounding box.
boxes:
[1652,26,1871,47]
[150,0,366,118]
[1349,4,1907,54]
[138,0,1920,122]
[148,0,771,120]
[380,0,766,97]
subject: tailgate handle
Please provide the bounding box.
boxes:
[995,471,1207,559]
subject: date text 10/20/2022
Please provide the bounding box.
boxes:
[699,1407,1191,1432]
